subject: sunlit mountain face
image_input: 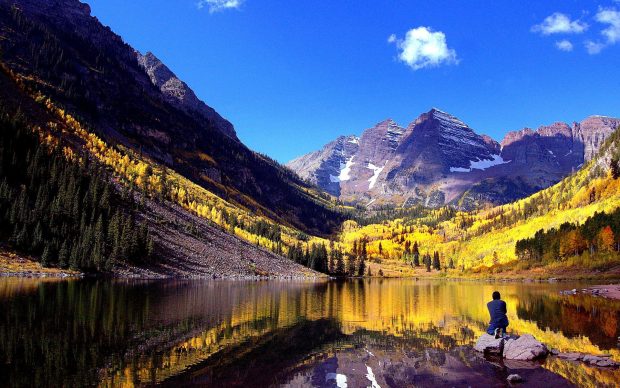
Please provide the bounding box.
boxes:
[1,278,618,387]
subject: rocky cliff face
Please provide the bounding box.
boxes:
[287,135,359,196]
[574,116,620,160]
[500,116,620,168]
[136,51,237,140]
[288,109,620,209]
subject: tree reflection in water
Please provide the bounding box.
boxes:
[0,278,618,387]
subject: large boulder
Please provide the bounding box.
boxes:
[474,334,504,353]
[474,334,548,361]
[503,334,548,360]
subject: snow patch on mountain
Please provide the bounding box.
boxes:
[365,365,380,388]
[337,157,355,181]
[450,154,510,173]
[325,373,348,388]
[367,161,386,189]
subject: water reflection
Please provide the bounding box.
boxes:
[0,278,618,387]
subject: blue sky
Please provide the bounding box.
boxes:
[87,0,620,163]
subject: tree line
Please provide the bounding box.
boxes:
[0,112,153,271]
[401,240,455,271]
[515,208,620,262]
[287,238,370,277]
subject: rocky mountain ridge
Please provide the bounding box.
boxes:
[288,109,620,209]
[136,51,238,140]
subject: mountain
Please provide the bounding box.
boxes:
[0,0,343,237]
[288,108,620,209]
[0,0,348,277]
[287,134,360,197]
[136,51,238,141]
[336,122,620,277]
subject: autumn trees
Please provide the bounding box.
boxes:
[516,209,620,262]
[0,112,153,271]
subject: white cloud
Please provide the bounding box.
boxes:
[388,27,458,70]
[197,0,243,13]
[531,12,588,35]
[583,8,620,54]
[596,8,620,44]
[555,39,573,51]
[585,40,605,54]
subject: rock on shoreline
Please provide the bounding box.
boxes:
[559,284,620,300]
[475,333,619,368]
[474,334,548,361]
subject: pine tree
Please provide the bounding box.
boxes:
[611,158,619,179]
[432,251,441,270]
[93,215,105,269]
[412,241,420,266]
[347,252,356,277]
[41,245,51,267]
[328,240,336,274]
[58,241,68,268]
[336,248,345,276]
[358,253,366,278]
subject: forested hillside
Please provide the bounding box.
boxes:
[0,62,334,276]
[0,111,152,271]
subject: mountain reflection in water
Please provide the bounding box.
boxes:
[0,278,619,387]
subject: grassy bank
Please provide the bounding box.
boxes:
[0,248,82,277]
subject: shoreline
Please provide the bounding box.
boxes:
[560,284,620,300]
[3,248,619,282]
[2,267,619,283]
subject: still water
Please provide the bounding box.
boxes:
[0,278,619,387]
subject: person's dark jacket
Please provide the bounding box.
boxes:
[487,299,509,328]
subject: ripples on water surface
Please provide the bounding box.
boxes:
[0,278,619,387]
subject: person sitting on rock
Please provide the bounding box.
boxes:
[487,291,509,338]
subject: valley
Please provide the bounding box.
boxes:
[0,0,618,282]
[1,1,620,387]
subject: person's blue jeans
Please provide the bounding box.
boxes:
[487,326,507,335]
[487,318,509,335]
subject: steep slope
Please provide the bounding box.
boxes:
[0,68,322,278]
[289,108,620,210]
[136,51,238,141]
[0,0,343,237]
[287,135,359,196]
[383,109,502,207]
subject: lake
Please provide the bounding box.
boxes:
[1,278,619,387]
